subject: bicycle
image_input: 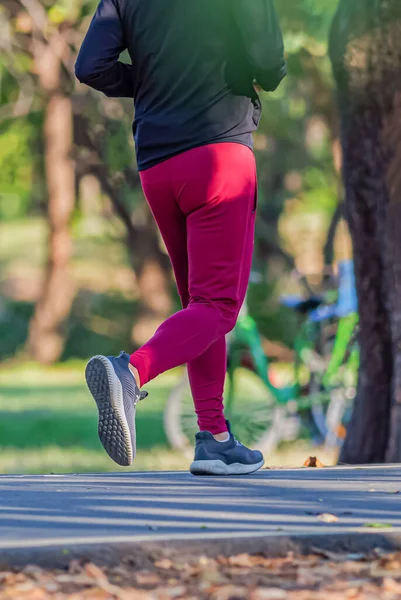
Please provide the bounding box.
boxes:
[164,260,359,458]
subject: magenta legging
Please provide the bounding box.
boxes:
[130,143,257,434]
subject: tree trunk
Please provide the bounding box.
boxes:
[27,39,75,364]
[330,0,401,462]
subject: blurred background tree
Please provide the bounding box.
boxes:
[1,0,173,363]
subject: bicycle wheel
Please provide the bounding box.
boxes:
[164,367,289,458]
[308,373,356,450]
[323,345,358,450]
[307,319,358,449]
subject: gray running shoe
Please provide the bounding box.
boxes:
[85,352,147,466]
[190,421,264,476]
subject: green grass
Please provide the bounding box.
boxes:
[0,361,187,474]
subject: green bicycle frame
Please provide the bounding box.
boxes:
[226,307,359,416]
[226,312,296,409]
[323,312,359,388]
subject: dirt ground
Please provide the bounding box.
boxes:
[2,548,401,599]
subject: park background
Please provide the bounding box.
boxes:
[0,0,356,473]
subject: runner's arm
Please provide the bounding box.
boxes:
[233,0,286,92]
[75,0,133,98]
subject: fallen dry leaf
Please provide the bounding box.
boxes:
[82,562,130,599]
[83,563,109,583]
[67,587,111,599]
[22,565,45,581]
[227,553,256,568]
[303,456,325,468]
[44,581,60,593]
[342,562,367,574]
[250,588,288,599]
[250,588,288,600]
[135,571,161,587]
[383,577,401,593]
[379,556,401,570]
[210,584,247,600]
[155,559,174,570]
[0,573,17,585]
[370,566,401,578]
[317,513,339,523]
[162,585,187,597]
[120,590,150,600]
[345,589,360,599]
[0,585,50,600]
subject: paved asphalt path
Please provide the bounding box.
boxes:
[1,466,401,565]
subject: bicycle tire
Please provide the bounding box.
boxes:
[306,321,358,449]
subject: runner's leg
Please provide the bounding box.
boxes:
[131,144,256,434]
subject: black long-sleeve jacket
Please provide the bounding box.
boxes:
[75,0,286,171]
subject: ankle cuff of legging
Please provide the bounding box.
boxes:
[197,416,228,436]
[129,353,148,387]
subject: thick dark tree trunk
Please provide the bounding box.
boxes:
[27,39,75,364]
[330,0,401,463]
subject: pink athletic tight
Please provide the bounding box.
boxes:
[130,143,257,434]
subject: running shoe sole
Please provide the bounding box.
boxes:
[85,356,133,466]
[190,458,265,476]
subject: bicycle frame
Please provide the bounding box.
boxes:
[226,311,296,412]
[225,259,359,441]
[226,303,359,417]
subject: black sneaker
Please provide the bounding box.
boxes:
[85,352,147,466]
[190,422,264,476]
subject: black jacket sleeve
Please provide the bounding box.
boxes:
[233,0,286,92]
[75,0,133,98]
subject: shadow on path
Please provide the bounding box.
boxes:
[1,467,401,549]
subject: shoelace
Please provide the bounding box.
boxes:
[134,390,148,405]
